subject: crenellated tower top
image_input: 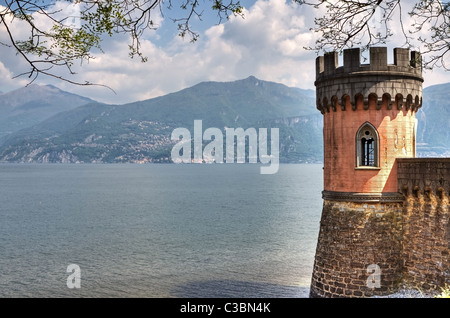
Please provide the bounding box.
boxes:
[315,47,423,114]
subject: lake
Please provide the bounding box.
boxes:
[0,163,323,298]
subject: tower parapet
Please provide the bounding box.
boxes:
[315,47,423,114]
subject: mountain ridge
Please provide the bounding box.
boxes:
[0,77,448,163]
[0,76,322,163]
[0,84,96,139]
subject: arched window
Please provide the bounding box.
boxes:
[356,122,379,168]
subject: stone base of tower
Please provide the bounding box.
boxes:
[309,198,404,298]
[309,159,450,298]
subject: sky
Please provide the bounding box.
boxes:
[0,0,449,105]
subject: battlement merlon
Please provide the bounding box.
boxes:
[315,47,423,82]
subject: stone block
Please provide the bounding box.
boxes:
[324,51,338,75]
[316,56,324,78]
[344,48,361,72]
[370,47,387,70]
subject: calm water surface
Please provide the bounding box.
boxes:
[0,163,323,297]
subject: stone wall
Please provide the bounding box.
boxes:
[397,158,450,291]
[310,158,450,297]
[310,200,404,298]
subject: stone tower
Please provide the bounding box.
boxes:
[310,47,424,297]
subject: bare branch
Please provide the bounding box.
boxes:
[0,0,245,87]
[298,0,449,71]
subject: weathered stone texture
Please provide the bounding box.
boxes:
[398,159,450,291]
[310,200,404,298]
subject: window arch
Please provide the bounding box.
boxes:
[356,122,379,168]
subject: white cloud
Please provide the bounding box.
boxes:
[0,0,321,103]
[0,61,25,88]
[0,0,448,104]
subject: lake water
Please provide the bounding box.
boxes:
[0,163,323,298]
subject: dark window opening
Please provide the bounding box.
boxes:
[356,123,379,168]
[361,136,375,166]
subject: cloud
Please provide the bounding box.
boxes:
[0,0,321,103]
[212,0,319,87]
[0,0,448,103]
[0,61,17,88]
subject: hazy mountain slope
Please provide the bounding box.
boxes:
[0,77,447,163]
[0,84,95,139]
[0,76,321,163]
[416,82,450,157]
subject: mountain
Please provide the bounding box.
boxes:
[416,82,450,157]
[0,76,322,163]
[0,77,447,164]
[0,84,95,139]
